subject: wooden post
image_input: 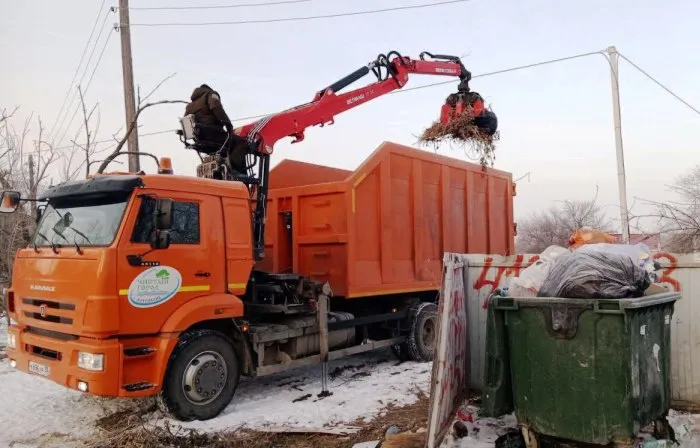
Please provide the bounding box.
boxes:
[118,0,140,172]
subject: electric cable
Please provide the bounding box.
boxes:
[128,0,473,27]
[47,1,108,143]
[128,0,311,10]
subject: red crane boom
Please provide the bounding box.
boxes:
[233,51,492,155]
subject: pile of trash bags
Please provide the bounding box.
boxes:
[508,230,660,300]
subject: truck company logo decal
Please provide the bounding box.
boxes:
[127,266,183,308]
[30,284,55,292]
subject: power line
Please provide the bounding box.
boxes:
[53,128,176,152]
[395,50,605,93]
[64,48,700,155]
[129,0,311,10]
[618,53,700,117]
[129,0,472,27]
[47,1,108,143]
[53,30,115,150]
[51,10,114,146]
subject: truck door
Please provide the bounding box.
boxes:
[117,190,226,335]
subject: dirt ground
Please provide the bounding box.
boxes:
[85,391,431,448]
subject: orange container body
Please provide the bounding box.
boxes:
[258,142,515,299]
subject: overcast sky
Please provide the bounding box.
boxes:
[2,0,700,229]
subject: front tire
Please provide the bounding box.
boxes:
[158,329,240,421]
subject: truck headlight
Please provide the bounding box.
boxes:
[7,333,16,350]
[77,352,104,371]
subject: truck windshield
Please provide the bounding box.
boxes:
[33,196,129,248]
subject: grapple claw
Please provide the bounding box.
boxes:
[439,91,497,136]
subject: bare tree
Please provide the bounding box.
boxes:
[640,165,700,253]
[96,74,186,174]
[0,108,59,283]
[516,194,612,253]
[61,86,102,181]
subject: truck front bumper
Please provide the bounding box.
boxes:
[6,325,174,398]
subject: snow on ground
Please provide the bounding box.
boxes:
[0,348,432,446]
[173,348,431,432]
[444,414,518,448]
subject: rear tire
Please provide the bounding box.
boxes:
[158,329,240,421]
[403,302,438,362]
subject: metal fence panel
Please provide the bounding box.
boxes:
[427,254,468,448]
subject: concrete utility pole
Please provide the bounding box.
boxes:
[118,0,140,173]
[607,46,631,244]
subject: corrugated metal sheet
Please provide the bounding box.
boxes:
[455,252,700,408]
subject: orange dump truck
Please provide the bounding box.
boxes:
[3,142,514,421]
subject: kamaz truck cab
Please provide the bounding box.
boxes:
[4,165,258,420]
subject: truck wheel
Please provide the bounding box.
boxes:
[158,329,240,421]
[404,302,438,362]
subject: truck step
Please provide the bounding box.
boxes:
[123,382,155,392]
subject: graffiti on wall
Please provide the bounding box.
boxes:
[473,254,540,308]
[653,252,680,291]
[472,252,681,302]
[427,260,467,448]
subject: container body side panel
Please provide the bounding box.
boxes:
[468,174,489,254]
[419,160,443,283]
[296,192,348,295]
[390,153,415,286]
[353,169,381,288]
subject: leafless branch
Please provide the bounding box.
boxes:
[97,99,186,174]
[97,74,184,174]
[139,72,177,105]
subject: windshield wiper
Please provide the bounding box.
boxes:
[72,233,83,255]
[35,232,59,254]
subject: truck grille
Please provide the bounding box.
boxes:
[21,298,76,326]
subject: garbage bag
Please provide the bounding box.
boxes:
[568,229,616,249]
[538,251,651,299]
[509,245,569,297]
[575,243,659,282]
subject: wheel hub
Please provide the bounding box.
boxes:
[421,316,437,351]
[182,351,227,405]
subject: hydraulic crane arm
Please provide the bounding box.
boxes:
[181,50,495,262]
[233,51,487,155]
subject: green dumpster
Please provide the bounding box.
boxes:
[482,291,680,446]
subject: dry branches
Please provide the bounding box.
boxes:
[417,107,499,168]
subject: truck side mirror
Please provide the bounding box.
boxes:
[155,198,173,230]
[0,191,21,214]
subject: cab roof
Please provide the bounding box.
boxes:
[39,173,249,201]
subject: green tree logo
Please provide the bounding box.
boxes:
[155,269,170,279]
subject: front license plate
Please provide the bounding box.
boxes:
[28,360,50,377]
